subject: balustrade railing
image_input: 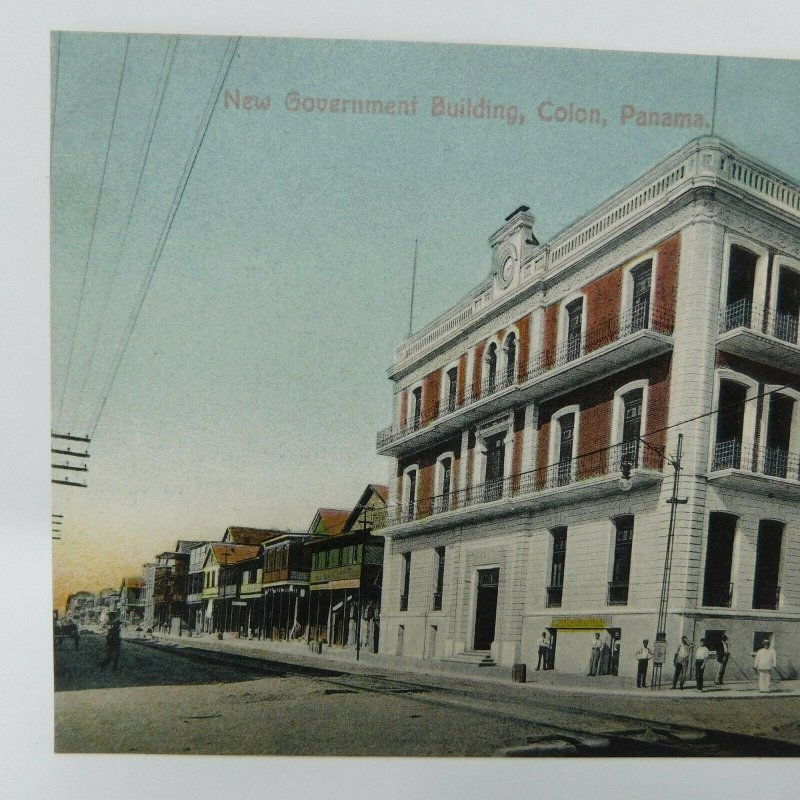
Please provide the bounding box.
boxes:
[378,441,662,529]
[377,305,674,450]
[719,298,800,345]
[711,440,800,481]
[607,581,629,606]
[545,586,563,608]
[752,583,781,610]
[702,582,733,608]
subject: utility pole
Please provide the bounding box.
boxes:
[652,433,687,689]
[355,506,367,661]
[407,239,418,338]
[51,432,90,487]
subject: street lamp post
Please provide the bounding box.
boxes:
[217,545,232,640]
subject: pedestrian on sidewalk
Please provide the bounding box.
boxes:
[536,631,550,670]
[635,639,652,688]
[715,634,730,685]
[753,638,777,693]
[694,638,710,691]
[99,619,122,671]
[671,635,693,689]
[588,632,603,676]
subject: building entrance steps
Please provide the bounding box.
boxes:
[133,629,800,699]
[442,651,497,667]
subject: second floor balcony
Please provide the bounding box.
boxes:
[379,441,663,532]
[718,298,800,373]
[377,305,674,457]
[709,439,800,499]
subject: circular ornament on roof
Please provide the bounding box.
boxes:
[495,244,517,290]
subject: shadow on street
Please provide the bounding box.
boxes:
[54,632,274,692]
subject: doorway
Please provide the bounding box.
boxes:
[473,568,499,651]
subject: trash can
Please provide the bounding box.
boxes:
[512,663,527,683]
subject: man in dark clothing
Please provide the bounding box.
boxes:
[100,619,122,670]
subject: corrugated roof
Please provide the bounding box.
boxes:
[312,508,350,537]
[210,544,262,565]
[223,527,286,546]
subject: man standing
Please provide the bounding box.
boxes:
[715,634,730,685]
[753,638,777,693]
[100,618,122,671]
[588,632,603,676]
[671,635,693,689]
[694,638,710,691]
[635,639,652,688]
[536,631,550,671]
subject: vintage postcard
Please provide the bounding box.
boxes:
[48,27,800,767]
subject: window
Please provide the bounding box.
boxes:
[445,367,458,413]
[774,266,800,343]
[565,298,583,362]
[621,389,643,469]
[547,528,567,607]
[504,332,517,385]
[318,550,327,570]
[763,394,795,478]
[753,520,783,609]
[723,245,758,329]
[435,456,452,512]
[411,387,422,430]
[712,380,748,470]
[343,546,352,566]
[608,516,633,605]
[702,512,736,607]
[753,631,773,652]
[485,343,498,393]
[404,468,418,522]
[556,413,575,485]
[433,546,445,610]
[629,260,652,331]
[400,552,411,611]
[329,548,340,568]
[484,432,506,501]
[354,544,363,564]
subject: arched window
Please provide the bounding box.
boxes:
[485,343,498,393]
[504,332,517,385]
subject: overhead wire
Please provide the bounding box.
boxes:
[88,36,241,439]
[55,34,131,432]
[75,36,178,417]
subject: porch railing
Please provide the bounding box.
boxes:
[711,439,800,481]
[752,582,781,610]
[379,440,662,529]
[719,297,800,345]
[377,304,674,450]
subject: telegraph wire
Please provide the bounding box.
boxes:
[55,34,131,431]
[50,31,62,176]
[88,36,240,439]
[75,36,178,416]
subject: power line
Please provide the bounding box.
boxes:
[50,31,62,175]
[56,34,131,431]
[75,36,178,417]
[88,36,240,439]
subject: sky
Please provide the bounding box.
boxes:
[48,33,800,611]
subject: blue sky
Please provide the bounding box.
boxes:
[49,32,800,604]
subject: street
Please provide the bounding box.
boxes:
[54,634,800,756]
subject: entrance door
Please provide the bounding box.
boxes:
[484,433,505,501]
[546,627,557,669]
[473,568,499,651]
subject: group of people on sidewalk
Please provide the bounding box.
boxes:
[631,634,778,692]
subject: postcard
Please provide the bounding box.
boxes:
[44,19,800,779]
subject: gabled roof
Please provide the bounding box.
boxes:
[222,527,287,546]
[207,543,262,567]
[343,484,389,533]
[174,539,207,553]
[307,508,350,537]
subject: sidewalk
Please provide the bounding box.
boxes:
[128,629,800,699]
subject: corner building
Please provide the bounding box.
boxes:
[375,137,800,679]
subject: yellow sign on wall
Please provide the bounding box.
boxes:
[550,616,610,630]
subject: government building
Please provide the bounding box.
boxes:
[375,136,800,680]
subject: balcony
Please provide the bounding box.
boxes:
[399,593,409,612]
[718,299,800,373]
[376,305,674,457]
[709,440,800,499]
[607,581,629,606]
[752,583,781,610]
[378,441,664,532]
[702,582,733,608]
[545,586,563,608]
[432,591,443,611]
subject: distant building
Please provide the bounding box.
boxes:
[118,576,144,625]
[376,137,800,678]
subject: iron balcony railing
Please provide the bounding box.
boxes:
[711,440,800,481]
[703,582,733,608]
[399,593,409,612]
[378,440,663,529]
[545,585,563,608]
[607,581,629,606]
[377,304,674,450]
[719,297,800,345]
[752,583,781,610]
[432,591,443,611]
